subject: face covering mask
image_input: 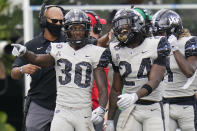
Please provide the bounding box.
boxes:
[46,22,62,37]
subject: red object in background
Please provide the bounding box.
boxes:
[86,13,107,28]
[91,67,110,110]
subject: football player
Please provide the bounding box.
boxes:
[152,9,197,131]
[12,9,110,131]
[105,8,170,131]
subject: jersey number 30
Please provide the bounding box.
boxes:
[57,59,92,88]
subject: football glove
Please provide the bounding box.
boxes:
[117,93,138,110]
[168,35,179,52]
[12,44,27,57]
[91,106,106,125]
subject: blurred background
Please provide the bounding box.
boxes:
[0,0,197,130]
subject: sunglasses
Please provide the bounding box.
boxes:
[47,17,63,24]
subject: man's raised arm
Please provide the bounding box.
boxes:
[12,44,55,67]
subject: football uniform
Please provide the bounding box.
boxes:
[110,36,168,101]
[109,36,170,131]
[163,36,197,131]
[50,42,109,131]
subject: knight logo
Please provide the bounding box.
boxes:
[56,51,61,57]
[56,43,63,49]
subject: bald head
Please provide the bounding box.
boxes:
[45,6,63,24]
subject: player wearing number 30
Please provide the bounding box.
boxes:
[152,9,197,131]
[12,9,110,131]
[105,8,170,131]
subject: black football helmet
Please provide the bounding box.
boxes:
[152,9,183,37]
[64,9,91,45]
[112,9,146,45]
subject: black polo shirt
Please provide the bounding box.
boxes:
[12,33,66,110]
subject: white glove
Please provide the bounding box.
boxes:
[91,106,106,125]
[168,34,179,52]
[12,44,27,57]
[117,93,138,110]
[104,120,115,131]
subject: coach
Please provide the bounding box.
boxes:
[11,6,65,131]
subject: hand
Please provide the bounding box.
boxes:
[21,64,41,74]
[168,35,178,52]
[12,44,27,57]
[104,120,115,131]
[91,106,106,125]
[108,29,114,41]
[117,93,138,110]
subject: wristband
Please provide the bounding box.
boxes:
[19,66,24,74]
[141,84,152,95]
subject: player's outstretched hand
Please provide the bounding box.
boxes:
[104,120,115,131]
[91,106,106,125]
[12,44,26,57]
[117,93,138,110]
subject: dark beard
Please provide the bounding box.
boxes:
[118,32,145,47]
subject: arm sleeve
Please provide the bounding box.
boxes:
[97,48,111,68]
[185,36,197,58]
[157,37,171,57]
[154,37,171,66]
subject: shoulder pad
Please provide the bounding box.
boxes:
[185,36,197,57]
[157,37,171,57]
[98,48,112,68]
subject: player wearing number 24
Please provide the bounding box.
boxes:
[105,8,170,131]
[12,9,110,131]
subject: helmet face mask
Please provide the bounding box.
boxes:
[113,18,132,43]
[112,9,146,45]
[68,24,86,43]
[64,9,90,46]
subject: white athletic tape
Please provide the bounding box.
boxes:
[117,104,135,129]
[181,69,197,89]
